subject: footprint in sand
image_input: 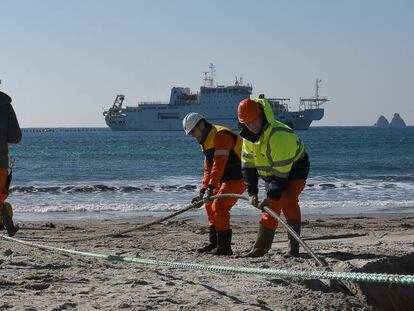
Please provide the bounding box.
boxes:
[0,280,19,287]
[51,302,77,311]
[8,261,29,267]
[24,283,50,290]
[131,280,150,287]
[4,249,13,256]
[24,273,54,282]
[117,302,132,309]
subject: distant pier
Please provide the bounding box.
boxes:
[22,128,109,133]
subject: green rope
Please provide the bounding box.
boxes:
[2,235,414,285]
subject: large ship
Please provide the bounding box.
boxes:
[103,64,328,131]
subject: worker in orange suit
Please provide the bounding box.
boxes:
[183,112,245,256]
[0,91,22,236]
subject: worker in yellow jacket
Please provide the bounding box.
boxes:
[237,97,310,257]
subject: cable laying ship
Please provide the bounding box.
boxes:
[103,64,328,131]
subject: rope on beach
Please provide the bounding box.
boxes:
[16,194,241,243]
[2,235,414,285]
[17,200,204,243]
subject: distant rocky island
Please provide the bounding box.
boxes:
[374,113,407,128]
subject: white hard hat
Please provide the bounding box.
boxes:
[182,112,205,135]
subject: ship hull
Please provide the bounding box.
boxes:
[105,107,239,131]
[277,108,324,130]
[105,106,324,131]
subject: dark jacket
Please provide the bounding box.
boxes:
[0,91,22,168]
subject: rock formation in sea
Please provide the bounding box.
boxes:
[374,115,389,127]
[389,113,407,128]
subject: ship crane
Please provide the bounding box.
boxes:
[299,79,329,111]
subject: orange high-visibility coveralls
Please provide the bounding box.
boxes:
[201,128,245,231]
[260,179,305,230]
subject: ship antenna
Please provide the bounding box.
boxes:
[203,71,209,86]
[315,78,322,100]
[208,63,215,87]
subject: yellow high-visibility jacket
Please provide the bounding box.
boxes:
[240,98,309,200]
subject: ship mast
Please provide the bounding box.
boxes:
[203,63,216,87]
[315,78,322,100]
[203,72,208,86]
[299,79,329,111]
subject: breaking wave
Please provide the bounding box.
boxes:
[10,184,198,194]
[10,177,414,195]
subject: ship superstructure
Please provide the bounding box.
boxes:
[103,64,328,131]
[266,79,328,129]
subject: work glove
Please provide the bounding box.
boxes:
[191,188,206,205]
[249,194,259,208]
[258,198,270,211]
[204,186,215,203]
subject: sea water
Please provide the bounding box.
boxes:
[8,127,414,220]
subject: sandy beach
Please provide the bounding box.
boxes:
[1,212,414,311]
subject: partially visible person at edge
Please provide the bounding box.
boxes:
[0,91,22,237]
[183,112,246,256]
[237,96,310,257]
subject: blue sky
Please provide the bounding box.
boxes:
[1,0,413,127]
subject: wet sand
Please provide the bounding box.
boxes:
[1,212,414,310]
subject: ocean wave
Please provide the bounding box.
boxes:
[10,178,414,195]
[306,179,414,192]
[301,200,414,213]
[10,184,197,194]
[364,175,414,182]
[12,199,414,215]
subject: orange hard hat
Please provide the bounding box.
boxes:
[237,99,262,123]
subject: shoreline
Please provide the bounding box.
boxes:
[13,208,414,222]
[1,212,414,310]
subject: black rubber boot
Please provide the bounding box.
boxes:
[197,226,217,253]
[245,225,275,257]
[2,203,19,237]
[211,229,233,256]
[283,219,301,258]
